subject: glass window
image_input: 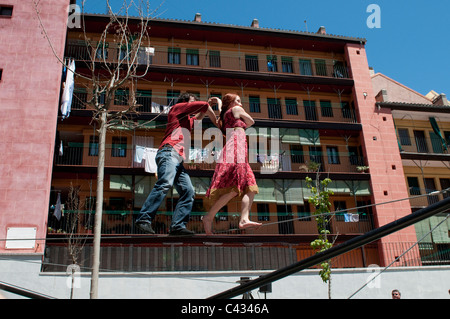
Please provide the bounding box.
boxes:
[168,47,181,64]
[245,55,259,71]
[186,49,199,66]
[327,146,340,164]
[398,128,411,146]
[285,98,298,115]
[209,50,221,67]
[112,136,127,157]
[281,57,293,73]
[249,96,261,113]
[299,59,312,75]
[320,100,333,117]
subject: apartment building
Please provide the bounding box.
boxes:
[39,12,422,273]
[5,5,445,298]
[372,72,450,265]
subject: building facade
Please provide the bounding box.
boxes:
[3,6,448,299]
[372,72,450,265]
[41,12,421,273]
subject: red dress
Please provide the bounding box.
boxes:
[205,108,259,204]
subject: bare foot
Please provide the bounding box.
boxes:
[239,220,262,231]
[202,216,214,235]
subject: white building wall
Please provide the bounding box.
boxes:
[1,256,449,299]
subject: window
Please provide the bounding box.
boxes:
[0,5,13,17]
[341,101,354,119]
[136,90,152,112]
[303,100,317,121]
[398,128,411,146]
[89,136,99,156]
[267,98,282,119]
[299,59,312,75]
[413,130,429,153]
[407,177,421,195]
[285,98,298,116]
[112,136,127,157]
[327,146,340,164]
[257,203,270,222]
[114,88,129,106]
[348,146,363,166]
[137,47,153,65]
[440,178,450,198]
[168,47,181,64]
[186,49,199,66]
[424,178,439,205]
[333,61,348,78]
[290,145,304,163]
[0,69,3,81]
[315,59,327,76]
[267,55,278,72]
[96,42,108,59]
[309,146,323,171]
[281,57,293,73]
[245,55,259,71]
[209,50,221,68]
[167,90,180,106]
[249,96,261,113]
[320,100,333,117]
[297,203,311,221]
[334,201,347,221]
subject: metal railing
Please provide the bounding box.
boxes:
[65,42,351,80]
[70,91,358,124]
[54,142,366,174]
[398,135,449,155]
[47,209,375,237]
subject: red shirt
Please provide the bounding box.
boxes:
[159,101,209,159]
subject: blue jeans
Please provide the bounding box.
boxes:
[136,145,194,232]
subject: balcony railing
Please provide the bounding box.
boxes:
[42,238,448,273]
[71,89,358,124]
[65,42,351,80]
[398,135,449,155]
[54,142,366,174]
[47,208,375,237]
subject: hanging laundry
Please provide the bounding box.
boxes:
[60,59,75,120]
[142,147,158,173]
[135,145,146,163]
[344,213,359,222]
[59,140,63,156]
[53,193,62,221]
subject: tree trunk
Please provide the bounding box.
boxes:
[90,110,107,299]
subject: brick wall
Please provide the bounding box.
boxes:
[0,0,69,254]
[345,43,418,266]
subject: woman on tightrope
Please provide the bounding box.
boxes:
[203,94,261,235]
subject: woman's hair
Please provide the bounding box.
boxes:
[218,93,239,132]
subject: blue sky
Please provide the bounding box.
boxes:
[80,0,450,97]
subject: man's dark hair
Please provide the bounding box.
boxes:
[177,92,198,103]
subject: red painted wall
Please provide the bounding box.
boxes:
[345,43,419,266]
[0,0,69,254]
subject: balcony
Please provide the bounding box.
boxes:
[71,90,358,125]
[65,42,351,81]
[397,131,450,160]
[47,207,375,237]
[54,141,367,175]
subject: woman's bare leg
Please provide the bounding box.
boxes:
[203,191,238,235]
[239,191,262,230]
